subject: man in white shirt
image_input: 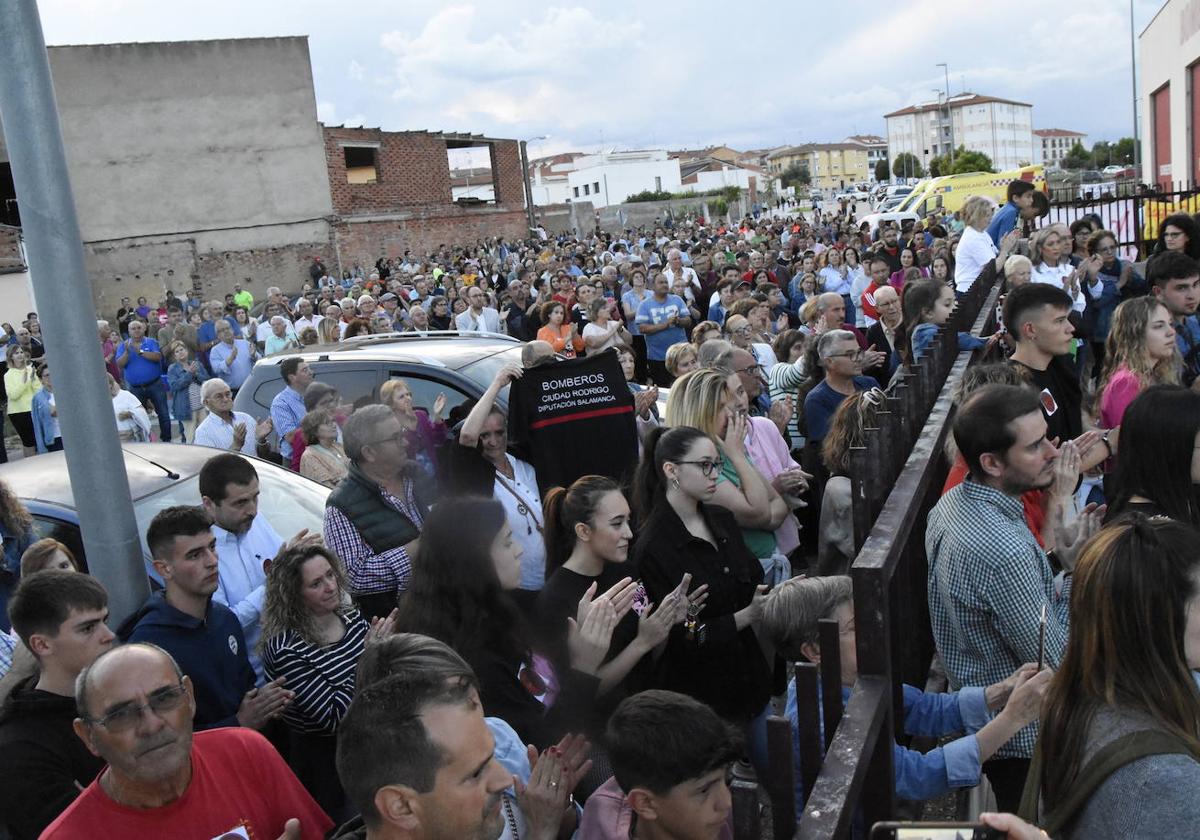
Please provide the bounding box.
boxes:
[662,248,700,297]
[198,453,309,682]
[192,379,272,456]
[292,297,323,334]
[455,286,503,333]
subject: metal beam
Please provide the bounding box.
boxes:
[0,0,148,624]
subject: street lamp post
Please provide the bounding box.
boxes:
[520,134,548,231]
[937,63,954,165]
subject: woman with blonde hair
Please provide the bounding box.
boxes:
[379,378,448,479]
[664,342,698,380]
[1098,296,1179,429]
[666,369,792,576]
[317,305,342,344]
[954,195,1018,294]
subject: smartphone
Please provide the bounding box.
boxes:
[870,822,1003,840]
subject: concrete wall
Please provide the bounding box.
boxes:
[0,37,335,313]
[533,201,595,236]
[594,196,724,234]
[1140,0,1200,185]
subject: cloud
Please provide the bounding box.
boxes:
[33,0,1165,153]
[316,100,337,123]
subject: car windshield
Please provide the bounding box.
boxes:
[458,345,526,402]
[133,465,330,582]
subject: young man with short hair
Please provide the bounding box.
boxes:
[1148,250,1200,387]
[1004,283,1086,445]
[120,505,294,729]
[0,572,114,840]
[926,385,1100,813]
[987,180,1037,247]
[580,690,741,840]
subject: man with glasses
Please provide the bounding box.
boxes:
[803,329,880,449]
[193,378,273,456]
[324,404,429,620]
[0,572,113,839]
[455,285,503,334]
[121,506,295,730]
[42,642,330,839]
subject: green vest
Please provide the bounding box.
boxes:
[326,462,426,554]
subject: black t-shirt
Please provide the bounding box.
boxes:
[507,352,638,494]
[1010,355,1082,443]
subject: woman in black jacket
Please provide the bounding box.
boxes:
[393,495,617,750]
[629,425,774,768]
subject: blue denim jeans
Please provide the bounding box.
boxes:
[128,377,172,442]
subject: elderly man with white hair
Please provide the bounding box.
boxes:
[263,315,300,355]
[208,319,256,392]
[662,247,700,298]
[192,378,273,455]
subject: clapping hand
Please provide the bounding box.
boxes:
[255,416,274,442]
[567,589,618,675]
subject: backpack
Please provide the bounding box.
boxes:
[1018,729,1200,836]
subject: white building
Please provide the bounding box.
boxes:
[565,150,683,208]
[1139,0,1200,187]
[884,93,1034,172]
[1032,129,1088,168]
[449,167,496,202]
[846,134,889,180]
[528,152,586,205]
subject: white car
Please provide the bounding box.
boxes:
[1101,164,1125,176]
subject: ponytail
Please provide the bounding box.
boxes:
[632,425,709,514]
[542,476,622,576]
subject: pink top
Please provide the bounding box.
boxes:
[744,415,803,555]
[1099,366,1141,429]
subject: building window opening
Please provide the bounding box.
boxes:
[344,146,378,184]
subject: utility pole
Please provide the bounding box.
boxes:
[0,0,148,624]
[937,63,954,165]
[1129,0,1141,180]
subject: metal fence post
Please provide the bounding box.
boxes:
[0,0,148,624]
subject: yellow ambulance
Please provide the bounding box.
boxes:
[895,165,1047,219]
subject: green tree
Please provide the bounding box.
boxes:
[1112,138,1135,165]
[1061,141,1091,170]
[950,148,994,174]
[892,152,924,179]
[780,162,811,189]
[874,158,890,182]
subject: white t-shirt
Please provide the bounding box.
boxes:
[953,226,998,293]
[493,456,546,591]
[583,321,623,353]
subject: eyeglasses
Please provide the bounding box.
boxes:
[1096,246,1116,254]
[674,458,721,478]
[86,682,188,733]
[735,363,765,376]
[861,386,886,407]
[1164,231,1185,239]
[827,349,864,361]
[368,431,407,447]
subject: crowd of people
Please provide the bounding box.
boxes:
[1,182,1199,839]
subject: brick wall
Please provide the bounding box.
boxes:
[322,126,529,263]
[0,227,23,273]
[333,207,528,267]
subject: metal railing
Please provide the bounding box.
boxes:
[729,264,1004,839]
[1045,181,1200,262]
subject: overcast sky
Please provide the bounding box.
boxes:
[37,0,1164,161]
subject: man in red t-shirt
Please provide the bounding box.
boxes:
[41,644,331,840]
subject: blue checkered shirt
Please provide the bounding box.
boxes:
[926,479,1071,759]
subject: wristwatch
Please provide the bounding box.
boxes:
[1100,429,1113,457]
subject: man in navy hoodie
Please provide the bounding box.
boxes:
[0,571,113,840]
[120,505,293,730]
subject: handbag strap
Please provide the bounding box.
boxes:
[1020,728,1200,836]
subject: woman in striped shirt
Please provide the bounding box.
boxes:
[262,543,395,821]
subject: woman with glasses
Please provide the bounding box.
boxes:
[1083,230,1139,381]
[629,425,774,770]
[666,368,793,575]
[1153,212,1200,261]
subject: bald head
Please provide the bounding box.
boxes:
[76,643,183,720]
[817,292,847,329]
[875,285,901,326]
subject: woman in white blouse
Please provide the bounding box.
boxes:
[953,195,1019,294]
[1029,227,1101,315]
[582,296,632,355]
[107,373,151,442]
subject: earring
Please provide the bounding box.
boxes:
[671,477,681,490]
